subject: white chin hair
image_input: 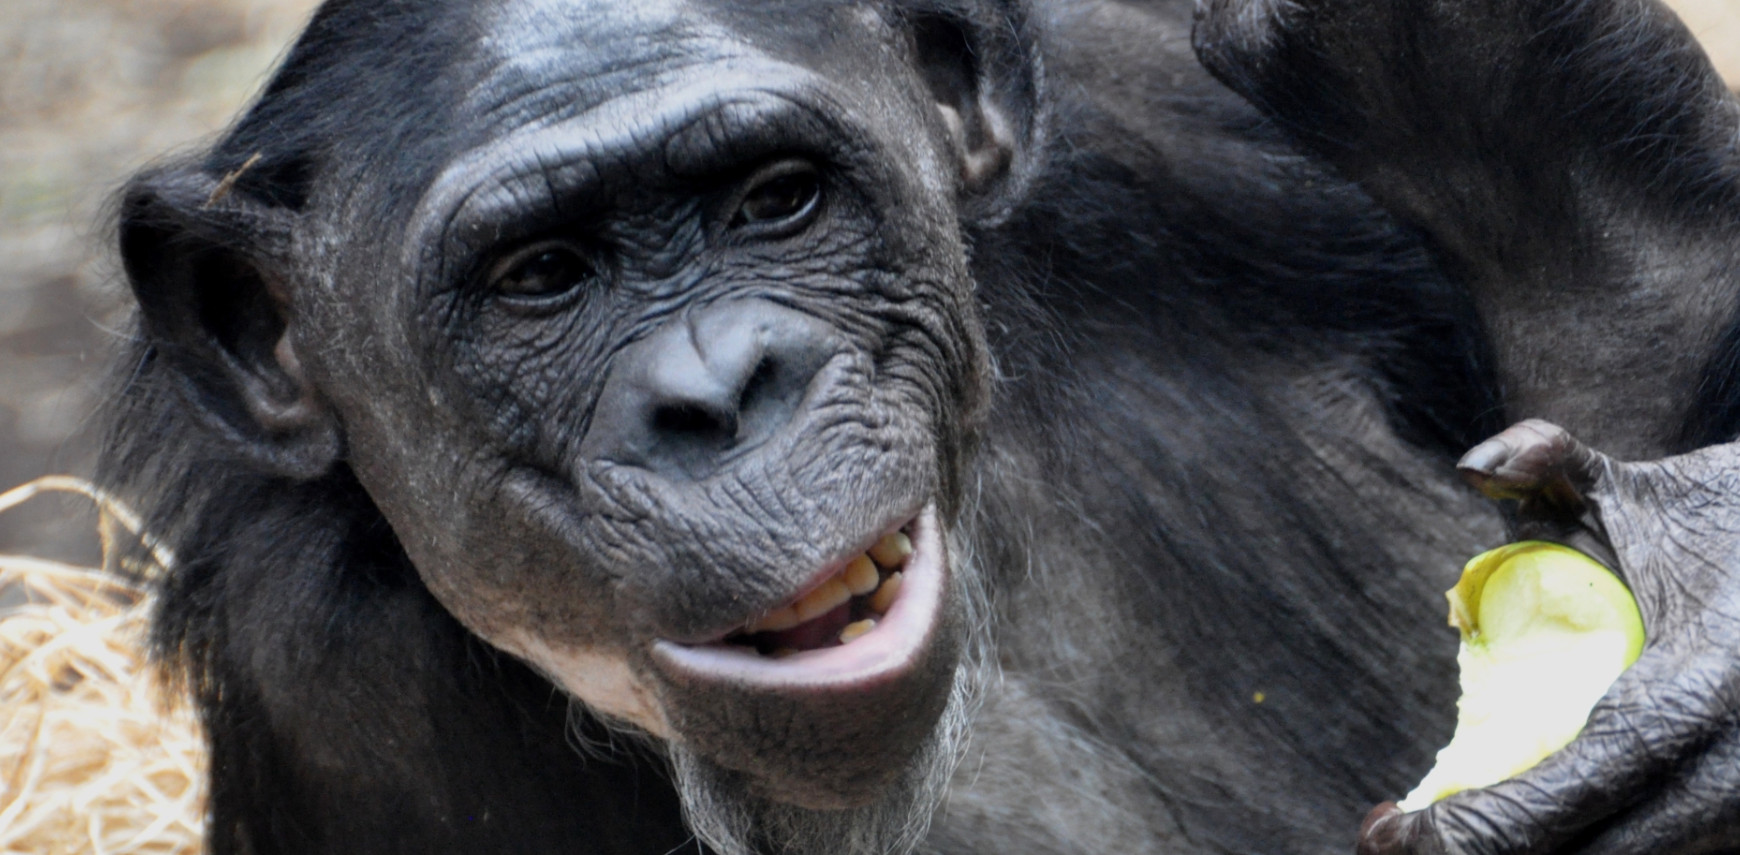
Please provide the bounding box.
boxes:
[670,527,991,855]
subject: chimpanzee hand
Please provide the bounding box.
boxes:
[1353,419,1740,854]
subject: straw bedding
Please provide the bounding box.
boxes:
[0,477,202,855]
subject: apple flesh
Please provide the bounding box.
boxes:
[1398,541,1646,811]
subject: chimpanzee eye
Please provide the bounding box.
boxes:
[728,161,822,233]
[488,240,598,305]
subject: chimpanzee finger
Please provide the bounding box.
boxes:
[1454,418,1624,578]
[1358,644,1737,855]
[1456,417,1618,546]
[1456,419,1608,507]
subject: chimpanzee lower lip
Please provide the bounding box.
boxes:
[651,505,945,691]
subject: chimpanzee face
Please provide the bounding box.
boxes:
[275,0,1003,827]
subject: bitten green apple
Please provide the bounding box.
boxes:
[1398,541,1646,810]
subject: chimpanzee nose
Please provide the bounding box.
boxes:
[581,299,840,479]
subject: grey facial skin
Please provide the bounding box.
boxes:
[102,0,1740,852]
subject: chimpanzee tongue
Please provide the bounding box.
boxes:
[760,602,853,651]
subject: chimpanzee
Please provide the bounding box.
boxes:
[102,0,1740,851]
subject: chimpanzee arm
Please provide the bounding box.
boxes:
[1192,1,1740,852]
[1193,0,1740,460]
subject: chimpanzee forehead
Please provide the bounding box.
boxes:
[471,0,897,123]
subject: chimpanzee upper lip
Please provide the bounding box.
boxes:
[651,504,945,692]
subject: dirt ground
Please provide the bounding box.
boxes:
[0,0,1736,562]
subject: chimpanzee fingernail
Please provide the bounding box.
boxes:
[1457,439,1509,475]
[1355,802,1406,855]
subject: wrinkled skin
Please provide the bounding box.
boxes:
[100,0,1740,852]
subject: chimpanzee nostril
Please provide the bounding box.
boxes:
[580,300,839,479]
[650,401,739,443]
[734,355,781,426]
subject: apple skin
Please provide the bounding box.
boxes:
[1398,541,1646,811]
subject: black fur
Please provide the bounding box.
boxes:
[99,0,1740,851]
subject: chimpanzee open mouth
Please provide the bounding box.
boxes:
[723,520,915,656]
[652,506,946,691]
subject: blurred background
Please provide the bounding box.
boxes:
[1,0,320,563]
[0,0,1736,564]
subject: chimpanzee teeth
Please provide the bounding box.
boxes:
[738,527,917,641]
[839,618,877,644]
[794,577,853,622]
[843,555,880,595]
[747,606,802,633]
[868,531,912,568]
[869,572,902,614]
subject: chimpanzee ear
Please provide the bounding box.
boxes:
[118,162,339,480]
[907,6,1042,211]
